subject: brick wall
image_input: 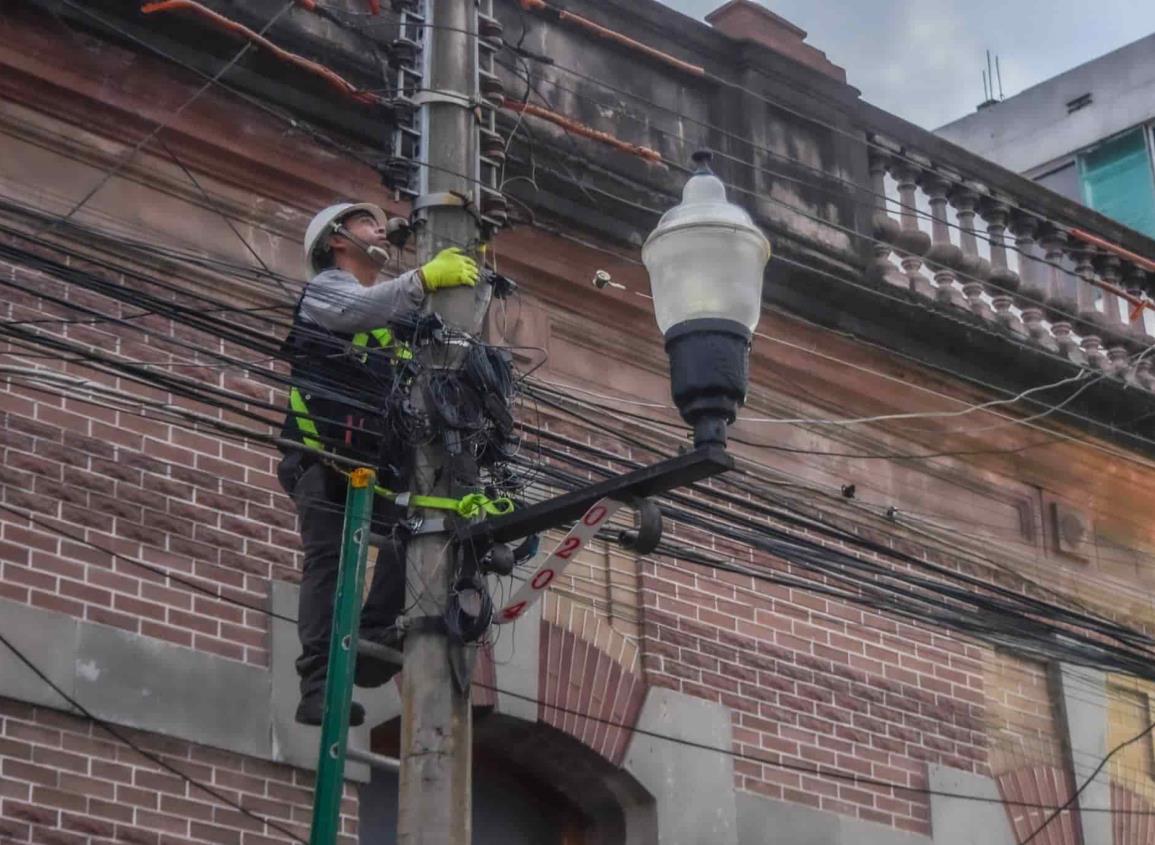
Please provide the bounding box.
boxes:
[637,550,986,835]
[0,238,343,841]
[982,653,1075,843]
[984,651,1064,777]
[0,697,357,845]
[0,238,301,668]
[525,417,1081,837]
[1106,676,1155,810]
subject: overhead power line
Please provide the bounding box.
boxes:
[478,684,1155,817]
[0,585,1149,822]
[11,9,1155,835]
[1018,720,1155,844]
[48,0,299,232]
[0,630,307,844]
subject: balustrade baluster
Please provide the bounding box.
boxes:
[1010,214,1059,352]
[979,199,1025,336]
[887,162,934,298]
[1123,266,1155,388]
[921,174,969,310]
[866,152,907,289]
[1069,245,1107,370]
[950,185,993,320]
[1039,230,1084,364]
[1096,256,1132,378]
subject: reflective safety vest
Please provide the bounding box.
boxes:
[280,307,413,469]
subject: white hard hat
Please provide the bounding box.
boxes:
[303,202,389,276]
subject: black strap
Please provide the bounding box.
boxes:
[405,615,448,635]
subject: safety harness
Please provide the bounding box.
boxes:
[281,295,512,517]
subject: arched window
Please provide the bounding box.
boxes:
[360,711,657,844]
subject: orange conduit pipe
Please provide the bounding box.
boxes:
[141,0,379,105]
[502,98,664,165]
[518,0,705,78]
[296,0,378,13]
[1069,228,1155,321]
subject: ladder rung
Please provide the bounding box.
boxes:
[346,745,400,773]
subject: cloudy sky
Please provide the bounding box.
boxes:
[661,0,1155,129]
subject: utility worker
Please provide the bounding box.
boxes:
[277,202,479,726]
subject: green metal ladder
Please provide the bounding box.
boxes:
[308,467,399,845]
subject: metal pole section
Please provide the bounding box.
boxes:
[309,468,376,845]
[400,0,486,842]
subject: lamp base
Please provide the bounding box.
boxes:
[664,318,751,448]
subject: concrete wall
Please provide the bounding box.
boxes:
[0,589,377,781]
[735,792,931,845]
[935,33,1155,172]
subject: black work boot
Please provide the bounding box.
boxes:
[355,626,405,689]
[295,692,366,727]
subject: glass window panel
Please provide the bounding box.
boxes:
[1035,162,1083,203]
[1077,128,1155,238]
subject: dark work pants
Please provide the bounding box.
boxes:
[277,453,406,697]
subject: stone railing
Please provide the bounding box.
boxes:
[863,132,1155,390]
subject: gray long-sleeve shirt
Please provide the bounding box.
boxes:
[298,268,425,332]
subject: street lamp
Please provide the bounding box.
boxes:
[643,151,771,448]
[457,158,750,625]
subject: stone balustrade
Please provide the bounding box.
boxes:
[865,135,1155,391]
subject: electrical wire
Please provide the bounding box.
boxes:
[0,442,1143,783]
[519,390,1155,646]
[13,0,1155,766]
[13,355,1150,674]
[499,48,1151,314]
[47,0,299,233]
[535,371,1096,430]
[1,568,1148,822]
[0,424,1143,794]
[525,380,1155,621]
[13,353,1155,817]
[4,300,1145,664]
[524,376,1155,555]
[0,630,307,844]
[41,0,1155,449]
[36,0,1155,429]
[11,227,1155,637]
[1017,720,1155,844]
[476,683,1155,816]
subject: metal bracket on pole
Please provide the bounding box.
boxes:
[411,90,477,109]
[308,468,376,845]
[368,517,449,548]
[458,446,734,546]
[412,191,471,213]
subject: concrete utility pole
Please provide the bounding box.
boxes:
[399,0,488,841]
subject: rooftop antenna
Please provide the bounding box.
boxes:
[977,50,1000,109]
[995,54,1005,99]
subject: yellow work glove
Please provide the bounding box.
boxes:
[420,247,479,291]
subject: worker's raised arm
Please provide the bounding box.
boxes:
[299,248,480,332]
[299,268,425,333]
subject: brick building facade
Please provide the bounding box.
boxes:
[3,1,1155,844]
